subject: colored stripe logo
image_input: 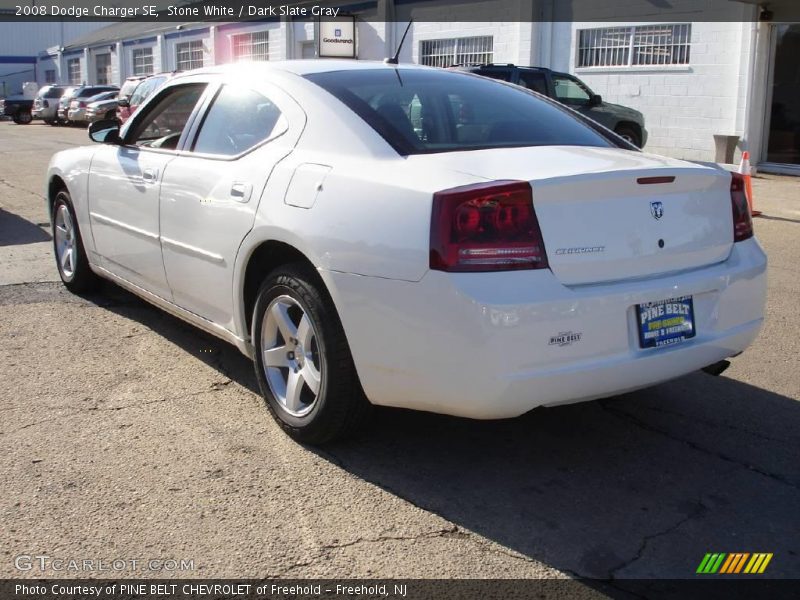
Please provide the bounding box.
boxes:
[697,553,773,574]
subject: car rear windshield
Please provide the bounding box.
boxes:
[40,87,64,98]
[304,69,614,155]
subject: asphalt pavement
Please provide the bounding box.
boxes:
[0,121,798,593]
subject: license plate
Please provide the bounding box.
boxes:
[637,296,696,349]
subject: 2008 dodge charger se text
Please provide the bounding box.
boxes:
[45,61,767,443]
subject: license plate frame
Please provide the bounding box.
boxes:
[636,295,696,349]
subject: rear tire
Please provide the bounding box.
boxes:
[52,190,100,294]
[252,264,370,444]
[13,111,32,125]
[615,125,642,148]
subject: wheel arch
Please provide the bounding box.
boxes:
[614,121,643,146]
[47,174,68,222]
[237,237,339,344]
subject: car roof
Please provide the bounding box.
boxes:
[454,63,554,73]
[170,60,434,82]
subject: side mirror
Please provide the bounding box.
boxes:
[88,119,121,145]
[117,97,129,107]
[589,94,602,106]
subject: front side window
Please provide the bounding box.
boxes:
[127,84,205,150]
[419,36,493,68]
[176,40,204,71]
[306,69,614,155]
[552,75,591,105]
[232,30,269,62]
[132,48,154,76]
[67,58,81,85]
[192,85,285,156]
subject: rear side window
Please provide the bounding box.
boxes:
[192,85,286,156]
[305,69,613,155]
[518,71,548,95]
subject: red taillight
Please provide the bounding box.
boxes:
[430,181,548,272]
[730,172,753,242]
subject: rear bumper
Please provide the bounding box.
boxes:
[68,109,87,122]
[32,107,56,119]
[327,238,767,419]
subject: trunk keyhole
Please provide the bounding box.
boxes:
[658,239,665,248]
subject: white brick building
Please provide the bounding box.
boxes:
[3,0,798,173]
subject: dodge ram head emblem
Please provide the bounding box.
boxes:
[650,201,664,220]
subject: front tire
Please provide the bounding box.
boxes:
[252,264,370,444]
[52,190,100,293]
[615,124,642,148]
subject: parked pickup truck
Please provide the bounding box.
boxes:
[0,95,34,124]
[451,64,648,148]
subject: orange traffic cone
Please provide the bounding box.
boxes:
[738,151,761,217]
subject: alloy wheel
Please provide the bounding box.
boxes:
[260,295,323,417]
[54,202,76,280]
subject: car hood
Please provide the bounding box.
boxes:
[588,101,644,123]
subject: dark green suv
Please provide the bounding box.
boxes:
[453,64,648,148]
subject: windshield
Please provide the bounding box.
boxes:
[304,68,614,155]
[120,79,141,98]
[130,76,166,107]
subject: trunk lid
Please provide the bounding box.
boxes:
[411,146,734,285]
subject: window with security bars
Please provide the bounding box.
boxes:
[95,54,111,84]
[132,48,154,76]
[67,58,81,85]
[577,24,691,68]
[176,40,204,71]
[45,70,56,84]
[419,36,493,68]
[232,30,269,62]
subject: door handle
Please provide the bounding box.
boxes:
[142,168,158,183]
[230,182,252,203]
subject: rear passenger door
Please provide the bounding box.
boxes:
[158,80,305,329]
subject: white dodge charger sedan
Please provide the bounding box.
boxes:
[46,61,767,443]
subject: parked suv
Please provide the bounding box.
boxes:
[452,64,648,148]
[31,85,66,125]
[58,85,118,125]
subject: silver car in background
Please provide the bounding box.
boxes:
[70,91,118,124]
[58,85,118,124]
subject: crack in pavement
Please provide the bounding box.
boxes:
[0,175,42,199]
[273,526,462,577]
[606,497,708,580]
[0,382,234,436]
[600,402,799,491]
